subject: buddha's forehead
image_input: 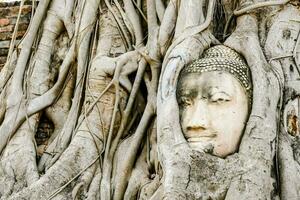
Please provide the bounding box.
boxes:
[177,71,237,97]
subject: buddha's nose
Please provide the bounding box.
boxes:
[186,101,210,131]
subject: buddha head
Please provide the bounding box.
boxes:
[177,45,252,158]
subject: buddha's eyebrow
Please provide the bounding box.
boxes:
[208,86,233,97]
[177,88,198,98]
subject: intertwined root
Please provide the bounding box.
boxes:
[7,124,101,200]
[0,114,41,199]
[0,0,298,199]
[8,76,129,199]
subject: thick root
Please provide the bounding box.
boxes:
[114,137,150,200]
[8,124,102,200]
[85,167,102,200]
[0,115,40,198]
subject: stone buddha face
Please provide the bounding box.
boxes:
[177,45,251,158]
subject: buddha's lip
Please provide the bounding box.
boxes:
[185,131,217,138]
[186,135,217,142]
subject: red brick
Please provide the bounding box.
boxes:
[6,15,31,26]
[0,5,32,18]
[0,30,27,41]
[0,2,33,72]
[0,2,33,7]
[0,22,29,33]
[0,16,30,27]
[0,25,14,33]
[0,18,9,27]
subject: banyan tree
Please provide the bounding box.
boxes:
[0,0,300,199]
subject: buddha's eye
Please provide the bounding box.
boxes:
[210,92,231,103]
[179,97,193,107]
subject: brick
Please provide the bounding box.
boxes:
[0,15,30,27]
[15,22,29,31]
[6,15,31,26]
[0,18,9,27]
[0,5,32,18]
[0,48,8,56]
[0,1,33,7]
[0,56,7,65]
[0,25,13,33]
[0,22,30,33]
[0,1,34,72]
[0,41,10,49]
[0,40,20,48]
[0,30,27,41]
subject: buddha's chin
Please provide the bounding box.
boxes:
[188,141,214,154]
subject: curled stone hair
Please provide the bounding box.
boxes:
[179,45,252,101]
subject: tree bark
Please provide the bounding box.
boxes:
[0,0,299,199]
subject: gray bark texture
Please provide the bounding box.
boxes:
[0,0,299,199]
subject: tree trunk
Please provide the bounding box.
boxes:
[0,0,299,199]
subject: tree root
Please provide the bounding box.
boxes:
[0,116,40,198]
[157,10,219,199]
[234,0,291,16]
[8,129,102,200]
[224,13,281,199]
